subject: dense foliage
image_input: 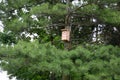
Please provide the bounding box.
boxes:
[0,0,120,46]
[0,41,120,80]
[0,0,120,80]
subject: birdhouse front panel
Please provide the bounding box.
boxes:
[61,29,70,41]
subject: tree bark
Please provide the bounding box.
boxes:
[62,75,70,80]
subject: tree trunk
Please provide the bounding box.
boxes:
[62,75,70,80]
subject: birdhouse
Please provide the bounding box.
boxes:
[61,29,70,41]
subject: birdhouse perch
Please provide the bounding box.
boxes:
[61,29,70,41]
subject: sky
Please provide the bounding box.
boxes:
[0,70,16,80]
[0,71,10,80]
[0,21,4,32]
[0,68,16,80]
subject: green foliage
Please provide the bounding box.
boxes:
[30,3,51,15]
[30,3,67,15]
[5,18,28,32]
[100,9,120,24]
[0,41,120,80]
[7,0,30,9]
[0,32,17,44]
[80,4,99,14]
[0,0,120,46]
[0,0,120,80]
[52,3,67,15]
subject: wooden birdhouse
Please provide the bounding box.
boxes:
[61,29,70,41]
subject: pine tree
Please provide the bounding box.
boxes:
[0,0,120,80]
[0,0,120,45]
